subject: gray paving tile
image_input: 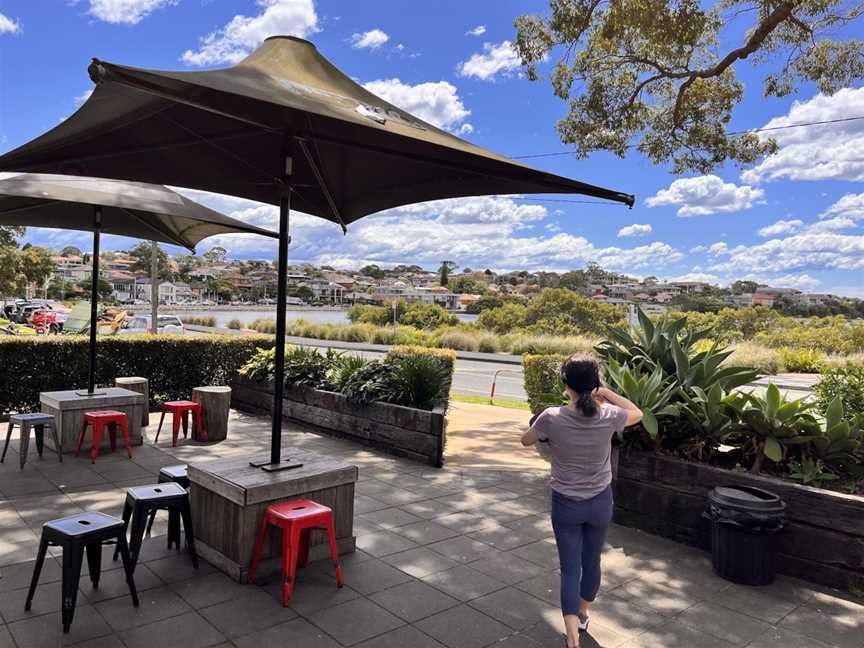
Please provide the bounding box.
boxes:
[358,507,423,530]
[746,626,835,648]
[198,588,297,639]
[676,601,772,645]
[145,553,215,582]
[391,520,461,545]
[119,611,226,648]
[398,500,457,520]
[468,586,557,630]
[382,547,460,579]
[233,617,340,648]
[414,604,513,648]
[503,514,555,541]
[468,524,538,551]
[355,530,419,557]
[508,539,561,569]
[427,536,494,563]
[712,584,802,624]
[0,558,61,593]
[337,558,413,595]
[354,624,446,648]
[369,580,460,622]
[514,571,560,606]
[0,580,87,623]
[262,569,363,614]
[0,625,14,648]
[170,571,247,609]
[778,595,864,648]
[621,619,736,647]
[94,585,191,631]
[468,552,545,585]
[433,511,499,533]
[7,605,111,648]
[67,634,127,648]
[421,565,507,602]
[308,598,404,646]
[606,577,701,617]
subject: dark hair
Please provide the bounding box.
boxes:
[560,354,601,416]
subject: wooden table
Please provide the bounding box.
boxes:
[188,449,357,582]
[40,388,146,453]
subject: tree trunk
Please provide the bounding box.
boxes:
[192,386,231,442]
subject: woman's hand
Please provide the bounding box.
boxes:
[594,387,643,427]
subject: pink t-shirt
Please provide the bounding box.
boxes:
[532,403,628,500]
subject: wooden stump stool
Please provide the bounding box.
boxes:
[115,377,149,427]
[192,386,231,442]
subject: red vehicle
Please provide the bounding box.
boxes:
[28,308,60,334]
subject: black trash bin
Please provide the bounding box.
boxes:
[705,485,785,585]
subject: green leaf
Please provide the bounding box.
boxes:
[763,437,783,462]
[825,397,844,430]
[642,410,658,439]
[765,384,780,416]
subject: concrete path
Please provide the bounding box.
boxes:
[1,407,860,648]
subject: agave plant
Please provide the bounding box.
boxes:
[380,354,451,411]
[680,383,748,446]
[324,354,370,392]
[811,397,864,474]
[739,384,821,473]
[604,357,679,440]
[671,336,761,394]
[788,456,839,486]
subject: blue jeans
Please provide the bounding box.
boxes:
[551,486,613,614]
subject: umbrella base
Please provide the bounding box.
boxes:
[75,390,107,397]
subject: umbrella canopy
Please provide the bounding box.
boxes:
[0,173,278,252]
[0,36,634,469]
[0,36,633,227]
[0,173,278,394]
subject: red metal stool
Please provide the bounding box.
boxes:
[247,499,344,606]
[75,411,132,464]
[155,401,204,447]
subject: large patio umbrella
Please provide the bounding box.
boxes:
[0,173,278,394]
[0,36,635,469]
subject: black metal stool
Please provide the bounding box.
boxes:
[2,413,62,469]
[114,482,198,571]
[27,512,138,633]
[144,464,189,539]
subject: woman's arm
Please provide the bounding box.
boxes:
[521,427,539,446]
[597,387,643,427]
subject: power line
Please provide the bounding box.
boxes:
[511,114,864,160]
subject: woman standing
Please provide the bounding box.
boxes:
[521,354,642,648]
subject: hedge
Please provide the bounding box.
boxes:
[523,353,567,415]
[0,334,275,415]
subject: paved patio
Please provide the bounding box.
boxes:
[0,403,862,648]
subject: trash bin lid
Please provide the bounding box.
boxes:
[709,485,785,514]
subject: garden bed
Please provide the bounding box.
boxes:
[614,449,864,591]
[231,376,446,467]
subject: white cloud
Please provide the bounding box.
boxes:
[362,78,471,133]
[85,0,177,25]
[646,175,765,217]
[457,40,520,81]
[349,29,389,50]
[664,271,721,284]
[758,219,802,237]
[466,25,486,37]
[711,233,864,273]
[742,87,864,184]
[708,242,728,256]
[689,245,707,253]
[617,223,652,238]
[820,192,864,222]
[805,216,857,233]
[181,0,318,66]
[744,274,822,291]
[0,12,21,34]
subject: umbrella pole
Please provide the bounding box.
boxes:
[253,155,293,471]
[78,205,104,396]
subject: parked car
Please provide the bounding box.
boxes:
[118,315,185,335]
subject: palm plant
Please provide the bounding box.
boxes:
[604,357,679,440]
[380,354,451,411]
[678,384,748,459]
[325,354,369,392]
[739,384,821,473]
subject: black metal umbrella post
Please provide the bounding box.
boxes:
[0,37,635,469]
[84,205,102,395]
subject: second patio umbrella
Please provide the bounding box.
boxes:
[0,36,635,468]
[0,173,278,394]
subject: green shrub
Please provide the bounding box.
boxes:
[476,332,500,353]
[399,303,458,329]
[815,367,864,419]
[478,303,528,334]
[504,333,597,356]
[180,315,217,328]
[780,348,824,373]
[0,334,274,413]
[523,354,567,415]
[379,354,451,410]
[436,329,479,352]
[370,327,397,345]
[249,318,276,334]
[346,304,391,326]
[227,319,244,330]
[325,354,370,391]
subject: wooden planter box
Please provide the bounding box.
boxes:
[614,450,864,590]
[231,377,447,467]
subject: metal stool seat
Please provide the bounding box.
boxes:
[145,464,189,537]
[114,482,198,572]
[155,401,204,447]
[2,413,62,469]
[27,512,138,633]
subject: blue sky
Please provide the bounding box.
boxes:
[0,0,862,296]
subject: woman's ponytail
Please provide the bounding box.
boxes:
[576,390,598,417]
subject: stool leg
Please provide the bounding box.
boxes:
[34,424,45,458]
[85,541,103,588]
[108,423,117,453]
[25,535,49,611]
[115,533,139,607]
[49,422,63,463]
[154,410,166,444]
[18,422,29,470]
[181,410,189,439]
[61,543,84,633]
[0,420,14,464]
[120,417,132,459]
[298,528,310,567]
[179,499,198,569]
[247,514,270,584]
[325,518,344,588]
[145,508,158,538]
[90,421,103,464]
[113,501,132,562]
[75,420,88,457]
[171,412,180,447]
[282,525,300,607]
[127,505,149,572]
[166,508,179,549]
